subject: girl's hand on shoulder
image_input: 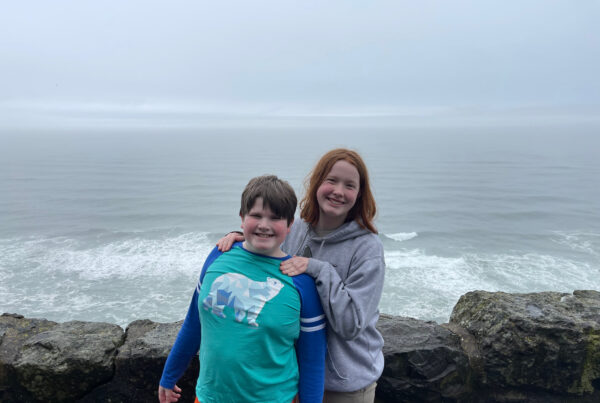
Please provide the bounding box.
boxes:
[280,256,309,277]
[158,385,182,403]
[216,232,245,252]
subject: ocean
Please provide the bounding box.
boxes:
[1,126,599,327]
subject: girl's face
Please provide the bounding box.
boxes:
[316,160,360,230]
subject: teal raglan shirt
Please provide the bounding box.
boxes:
[159,243,327,403]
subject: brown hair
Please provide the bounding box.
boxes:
[300,148,377,233]
[240,175,297,225]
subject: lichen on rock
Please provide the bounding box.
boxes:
[450,290,600,401]
[2,290,599,402]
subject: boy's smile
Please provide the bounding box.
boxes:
[241,197,291,257]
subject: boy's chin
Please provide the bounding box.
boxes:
[243,241,283,257]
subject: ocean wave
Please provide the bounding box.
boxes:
[551,231,600,257]
[0,232,215,281]
[384,232,418,242]
[381,248,600,323]
[3,233,599,327]
[0,232,218,326]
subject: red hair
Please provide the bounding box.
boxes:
[300,148,377,234]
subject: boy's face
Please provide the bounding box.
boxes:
[241,197,292,257]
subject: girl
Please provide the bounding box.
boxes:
[218,148,385,403]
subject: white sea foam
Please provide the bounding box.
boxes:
[0,233,217,326]
[0,233,214,280]
[3,233,599,327]
[381,248,600,323]
[381,249,488,322]
[385,232,418,242]
[551,231,600,257]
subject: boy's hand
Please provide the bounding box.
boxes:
[280,256,309,276]
[158,385,182,403]
[216,232,245,252]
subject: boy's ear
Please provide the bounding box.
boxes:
[240,213,244,229]
[286,218,294,233]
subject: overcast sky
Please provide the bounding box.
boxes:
[1,1,599,130]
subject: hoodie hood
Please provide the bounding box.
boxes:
[285,219,371,256]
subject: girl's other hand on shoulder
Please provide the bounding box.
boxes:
[280,256,309,276]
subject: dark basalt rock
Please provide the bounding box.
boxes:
[376,314,471,402]
[14,320,124,402]
[0,313,58,402]
[1,289,599,402]
[83,319,198,403]
[449,290,600,402]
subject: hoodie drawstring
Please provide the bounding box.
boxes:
[318,239,325,256]
[297,226,311,256]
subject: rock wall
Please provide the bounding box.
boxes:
[1,290,599,402]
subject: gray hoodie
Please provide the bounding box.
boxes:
[282,219,385,392]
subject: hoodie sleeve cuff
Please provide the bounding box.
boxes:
[306,258,325,278]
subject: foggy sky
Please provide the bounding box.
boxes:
[1,1,599,130]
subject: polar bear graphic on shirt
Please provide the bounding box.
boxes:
[202,273,284,327]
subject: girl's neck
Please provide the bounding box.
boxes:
[315,215,346,233]
[313,227,335,238]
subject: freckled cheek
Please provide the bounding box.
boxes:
[317,184,332,199]
[245,219,262,233]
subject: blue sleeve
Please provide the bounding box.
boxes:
[159,289,201,389]
[292,274,327,403]
[159,245,225,389]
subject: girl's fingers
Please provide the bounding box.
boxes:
[280,262,291,273]
[280,257,308,276]
[216,236,233,251]
[217,233,245,252]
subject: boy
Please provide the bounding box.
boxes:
[158,175,327,403]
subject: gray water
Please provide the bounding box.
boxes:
[1,126,599,326]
